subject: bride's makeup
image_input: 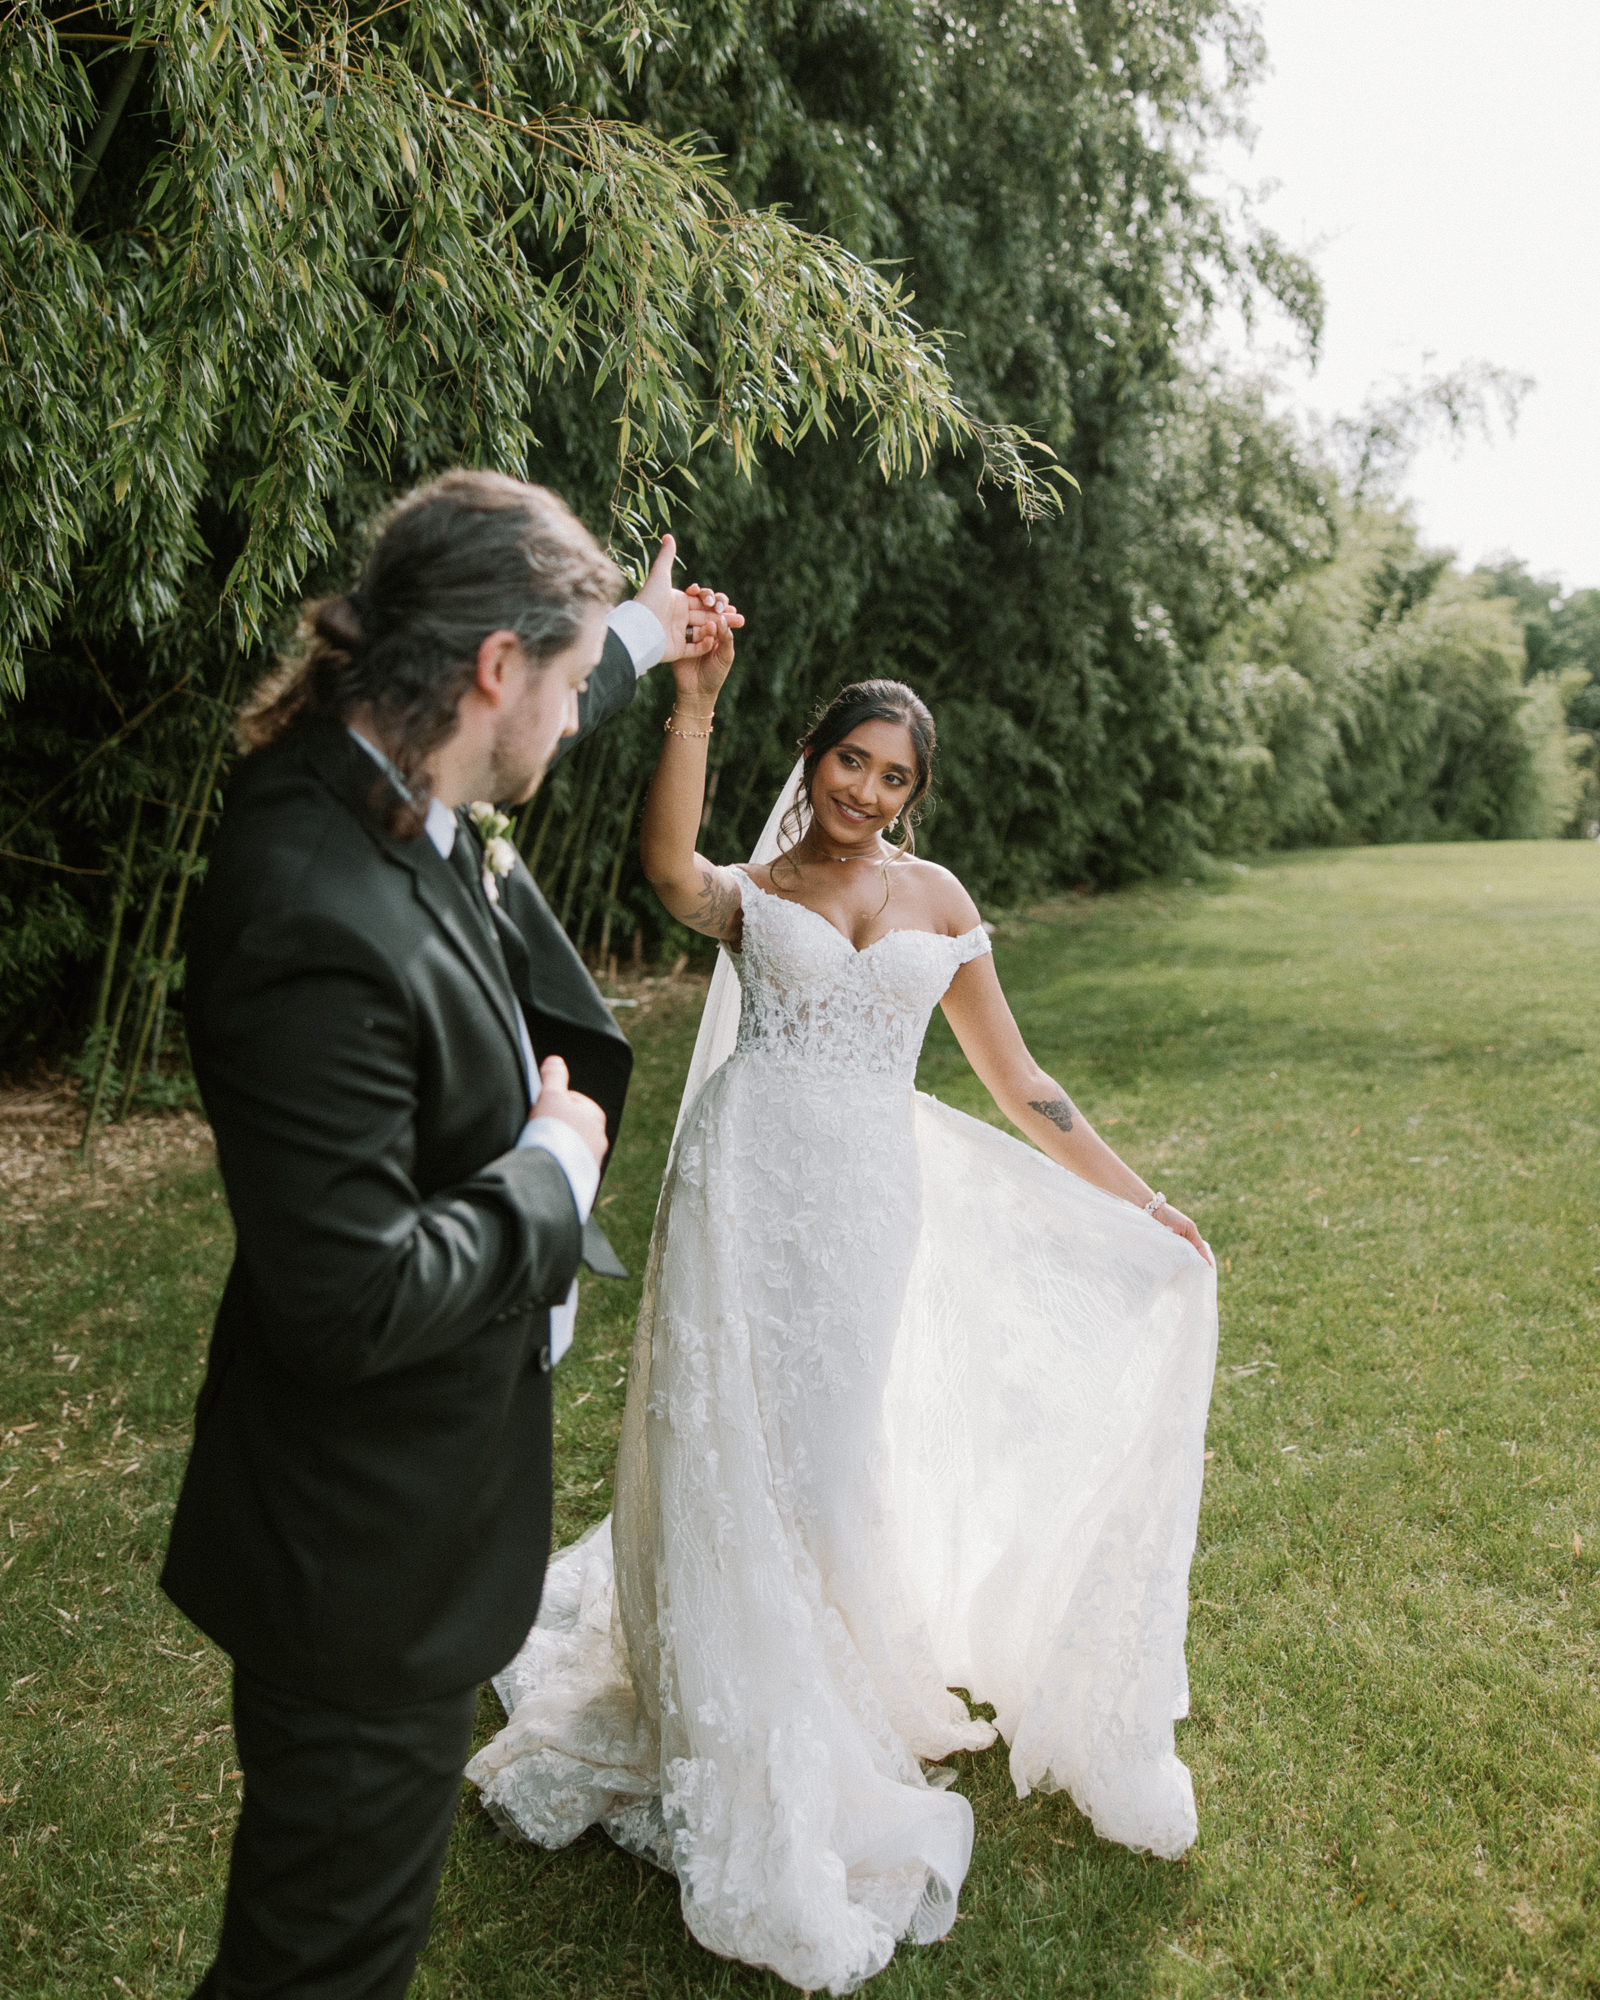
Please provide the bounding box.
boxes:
[810,727,915,851]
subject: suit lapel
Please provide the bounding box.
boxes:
[302,723,527,1086]
[406,849,528,1081]
[493,856,634,1185]
[494,865,629,1047]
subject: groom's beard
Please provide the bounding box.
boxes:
[486,685,554,807]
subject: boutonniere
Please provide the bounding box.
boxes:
[467,802,517,905]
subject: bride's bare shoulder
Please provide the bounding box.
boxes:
[740,860,774,895]
[895,857,984,936]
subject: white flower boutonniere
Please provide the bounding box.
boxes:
[468,802,517,905]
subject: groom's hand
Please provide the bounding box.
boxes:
[535,1056,609,1171]
[635,533,743,664]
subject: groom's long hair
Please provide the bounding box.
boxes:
[238,470,620,836]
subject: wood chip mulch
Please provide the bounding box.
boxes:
[0,965,707,1227]
[0,1079,214,1224]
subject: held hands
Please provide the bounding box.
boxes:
[633,533,743,713]
[673,582,741,713]
[534,1055,608,1172]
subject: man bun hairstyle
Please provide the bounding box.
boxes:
[239,469,622,836]
[775,678,937,875]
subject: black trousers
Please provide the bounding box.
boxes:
[190,1666,479,2000]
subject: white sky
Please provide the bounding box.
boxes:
[1216,0,1600,590]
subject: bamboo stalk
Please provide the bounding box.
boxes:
[76,799,183,1160]
[557,745,610,931]
[596,767,646,964]
[543,747,596,902]
[146,981,168,1089]
[115,719,230,1121]
[522,786,559,881]
[90,799,142,1035]
[70,47,146,213]
[80,766,202,1153]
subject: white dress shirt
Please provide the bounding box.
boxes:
[605,598,667,676]
[345,598,663,1360]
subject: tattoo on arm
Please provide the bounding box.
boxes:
[1028,1095,1075,1134]
[684,867,740,939]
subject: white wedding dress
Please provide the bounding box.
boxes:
[467,860,1218,1996]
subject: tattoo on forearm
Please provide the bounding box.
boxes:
[685,867,739,938]
[1028,1095,1075,1134]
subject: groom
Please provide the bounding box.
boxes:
[161,470,732,1998]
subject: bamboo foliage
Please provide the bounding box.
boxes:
[16,4,1565,1094]
[1,0,1060,702]
[1,0,1074,1077]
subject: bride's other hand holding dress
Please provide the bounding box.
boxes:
[469,652,1219,1998]
[935,939,1212,1264]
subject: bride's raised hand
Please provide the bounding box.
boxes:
[674,582,743,711]
[639,581,746,948]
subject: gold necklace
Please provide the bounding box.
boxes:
[804,838,890,864]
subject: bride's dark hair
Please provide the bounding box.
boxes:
[774,679,936,880]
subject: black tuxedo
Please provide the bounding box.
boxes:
[164,630,641,2000]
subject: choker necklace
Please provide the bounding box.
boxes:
[800,834,893,865]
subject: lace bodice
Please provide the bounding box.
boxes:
[728,869,991,1085]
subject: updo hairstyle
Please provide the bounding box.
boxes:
[238,469,622,836]
[775,678,937,877]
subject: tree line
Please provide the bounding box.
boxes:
[2,1,1594,1111]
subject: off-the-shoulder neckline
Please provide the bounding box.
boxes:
[731,865,988,959]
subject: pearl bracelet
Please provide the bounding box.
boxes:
[1142,1190,1166,1215]
[664,712,714,740]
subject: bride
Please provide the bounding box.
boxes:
[467,620,1218,1994]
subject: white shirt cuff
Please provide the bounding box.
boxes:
[606,600,666,676]
[548,1283,578,1368]
[518,1115,600,1223]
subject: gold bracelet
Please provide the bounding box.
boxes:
[664,712,714,740]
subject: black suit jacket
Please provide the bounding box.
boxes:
[162,631,639,1706]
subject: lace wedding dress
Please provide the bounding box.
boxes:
[468,865,1218,1996]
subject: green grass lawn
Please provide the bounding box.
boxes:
[3,840,1597,1998]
